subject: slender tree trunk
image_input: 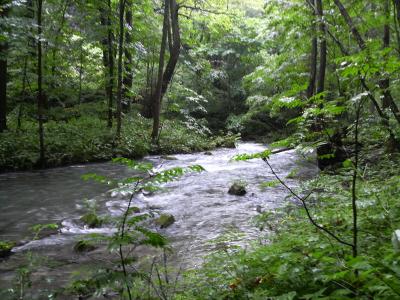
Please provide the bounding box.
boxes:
[78,42,84,104]
[0,46,7,133]
[116,0,126,140]
[100,0,114,128]
[122,0,132,113]
[394,0,400,22]
[333,0,366,49]
[37,0,46,167]
[50,0,69,90]
[160,0,180,99]
[307,1,317,98]
[393,0,400,52]
[316,0,326,95]
[151,0,170,142]
[107,2,114,129]
[381,0,391,109]
[351,98,363,259]
[0,49,7,133]
[0,3,9,132]
[18,57,29,131]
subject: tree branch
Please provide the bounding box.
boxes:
[262,158,354,248]
[178,4,234,15]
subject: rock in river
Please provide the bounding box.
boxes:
[0,241,15,258]
[228,183,247,196]
[73,240,97,253]
[155,214,175,229]
[80,213,102,228]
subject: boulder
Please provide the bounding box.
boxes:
[204,151,213,156]
[155,214,175,229]
[80,213,102,228]
[129,206,141,214]
[228,183,247,196]
[0,241,15,258]
[35,224,60,239]
[73,240,97,253]
[161,155,178,160]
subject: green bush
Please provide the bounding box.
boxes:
[0,112,234,171]
[176,157,400,299]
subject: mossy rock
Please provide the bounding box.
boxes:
[73,240,96,253]
[80,213,102,228]
[228,183,247,196]
[35,224,60,239]
[129,206,141,214]
[155,214,175,229]
[0,241,15,258]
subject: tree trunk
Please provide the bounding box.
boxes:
[151,0,170,142]
[381,0,391,109]
[333,0,366,50]
[116,0,125,140]
[0,3,9,132]
[306,1,317,99]
[122,0,132,113]
[78,42,84,104]
[50,0,69,90]
[0,46,7,133]
[160,0,180,98]
[18,57,29,131]
[37,0,46,167]
[316,0,326,95]
[100,0,114,128]
[393,0,400,52]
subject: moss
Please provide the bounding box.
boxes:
[80,213,102,228]
[155,214,175,229]
[0,241,15,258]
[73,240,96,253]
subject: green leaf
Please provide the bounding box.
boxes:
[233,149,272,161]
[342,159,353,168]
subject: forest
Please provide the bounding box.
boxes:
[1,0,400,299]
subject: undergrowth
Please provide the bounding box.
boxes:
[175,152,400,300]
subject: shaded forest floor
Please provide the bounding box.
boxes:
[0,104,237,172]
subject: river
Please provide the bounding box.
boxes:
[0,142,318,297]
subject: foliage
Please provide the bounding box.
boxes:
[177,155,400,299]
[0,240,15,252]
[0,112,224,171]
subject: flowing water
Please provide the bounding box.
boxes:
[0,143,318,294]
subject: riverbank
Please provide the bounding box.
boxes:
[175,147,400,300]
[0,114,237,172]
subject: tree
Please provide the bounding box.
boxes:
[122,0,133,112]
[380,0,391,109]
[306,1,317,99]
[115,0,126,140]
[315,0,326,94]
[333,0,400,125]
[0,1,10,132]
[100,0,114,128]
[151,0,181,142]
[151,0,170,142]
[37,0,45,167]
